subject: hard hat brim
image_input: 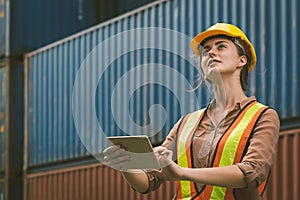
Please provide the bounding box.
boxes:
[190,29,256,72]
[190,30,239,54]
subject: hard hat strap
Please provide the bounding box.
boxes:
[233,38,246,56]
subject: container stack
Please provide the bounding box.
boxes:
[1,0,300,200]
[0,0,109,199]
[0,0,11,198]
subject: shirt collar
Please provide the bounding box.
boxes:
[207,96,257,111]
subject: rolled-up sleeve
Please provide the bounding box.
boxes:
[236,108,280,186]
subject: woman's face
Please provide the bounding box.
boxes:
[200,37,245,81]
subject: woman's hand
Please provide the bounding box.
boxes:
[103,145,150,193]
[153,146,183,181]
[102,145,130,171]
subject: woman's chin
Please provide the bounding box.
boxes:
[206,67,221,79]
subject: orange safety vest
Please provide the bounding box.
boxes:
[176,101,268,200]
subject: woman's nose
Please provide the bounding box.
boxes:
[208,47,216,57]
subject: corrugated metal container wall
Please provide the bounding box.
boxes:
[262,129,300,200]
[25,0,198,167]
[9,0,100,55]
[25,0,300,167]
[0,0,7,57]
[25,129,300,200]
[26,163,176,200]
[0,66,5,172]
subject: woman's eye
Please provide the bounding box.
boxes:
[218,44,226,49]
[201,49,208,55]
[201,47,210,56]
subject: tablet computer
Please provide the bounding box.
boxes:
[107,135,160,169]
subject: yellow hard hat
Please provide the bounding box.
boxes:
[190,23,257,72]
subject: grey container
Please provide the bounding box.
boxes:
[25,0,300,168]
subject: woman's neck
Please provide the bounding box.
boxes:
[212,78,247,111]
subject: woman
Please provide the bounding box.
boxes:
[103,23,280,200]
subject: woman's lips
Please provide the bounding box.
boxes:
[207,59,221,68]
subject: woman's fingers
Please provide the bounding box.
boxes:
[154,146,170,156]
[154,146,172,158]
[154,146,174,168]
[103,145,125,159]
[103,145,122,155]
[103,145,130,170]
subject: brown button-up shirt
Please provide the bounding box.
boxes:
[145,97,280,200]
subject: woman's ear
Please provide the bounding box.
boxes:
[237,55,247,68]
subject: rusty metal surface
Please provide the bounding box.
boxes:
[25,128,299,200]
[262,129,300,200]
[26,163,176,200]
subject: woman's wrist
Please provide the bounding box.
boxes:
[179,167,190,180]
[172,163,186,180]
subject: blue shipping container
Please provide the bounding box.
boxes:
[0,66,5,172]
[9,0,100,55]
[25,0,300,167]
[0,0,8,57]
[5,0,157,56]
